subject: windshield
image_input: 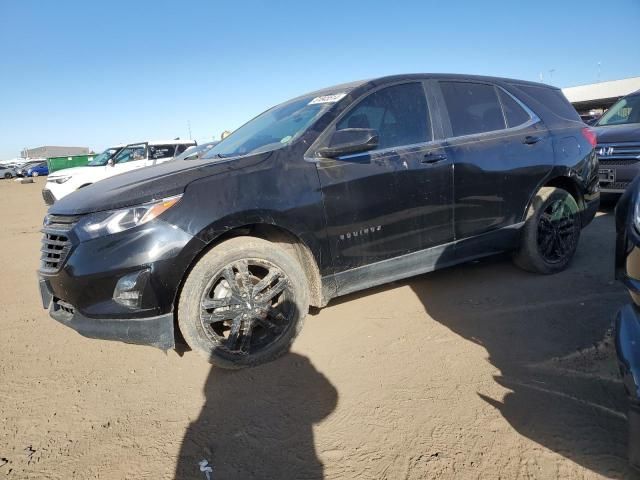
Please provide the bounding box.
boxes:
[87,147,121,166]
[597,95,640,126]
[203,93,344,159]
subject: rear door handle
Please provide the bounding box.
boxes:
[422,153,447,164]
[523,135,542,145]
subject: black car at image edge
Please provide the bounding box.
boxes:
[38,73,600,369]
[614,176,640,470]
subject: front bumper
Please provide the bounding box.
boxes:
[38,217,206,350]
[599,163,639,194]
[40,277,175,349]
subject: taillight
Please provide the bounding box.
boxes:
[581,127,597,148]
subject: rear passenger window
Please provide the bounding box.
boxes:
[440,82,506,136]
[518,85,581,122]
[337,83,431,150]
[498,89,531,128]
[149,145,177,159]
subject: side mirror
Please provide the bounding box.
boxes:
[184,153,199,161]
[107,159,114,167]
[318,128,379,158]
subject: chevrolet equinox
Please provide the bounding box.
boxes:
[38,74,600,368]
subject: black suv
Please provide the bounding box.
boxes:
[594,89,640,194]
[38,74,599,368]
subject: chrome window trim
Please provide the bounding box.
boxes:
[336,138,442,161]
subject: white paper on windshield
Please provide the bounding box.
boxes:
[308,93,347,105]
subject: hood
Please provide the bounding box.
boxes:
[49,153,271,216]
[593,123,640,144]
[48,165,99,178]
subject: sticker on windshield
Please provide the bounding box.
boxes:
[308,93,347,105]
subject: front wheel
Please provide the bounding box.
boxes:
[513,186,581,274]
[178,237,309,369]
[32,171,39,177]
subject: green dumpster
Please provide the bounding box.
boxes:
[47,154,96,174]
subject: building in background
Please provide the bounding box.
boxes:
[562,77,640,117]
[21,146,90,159]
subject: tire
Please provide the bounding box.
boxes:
[178,236,309,369]
[513,186,581,274]
[32,171,39,177]
[3,173,10,179]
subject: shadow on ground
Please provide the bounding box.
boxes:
[332,207,636,478]
[176,353,337,479]
[178,204,635,478]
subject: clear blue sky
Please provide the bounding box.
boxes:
[0,0,638,159]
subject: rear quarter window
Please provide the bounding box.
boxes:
[517,85,580,122]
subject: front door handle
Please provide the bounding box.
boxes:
[523,135,542,145]
[422,152,447,164]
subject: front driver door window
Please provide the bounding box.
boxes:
[315,82,454,281]
[336,83,431,150]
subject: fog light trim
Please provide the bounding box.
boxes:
[113,269,150,309]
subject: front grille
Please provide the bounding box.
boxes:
[42,189,55,205]
[597,142,640,164]
[600,181,630,191]
[40,215,79,273]
[597,159,639,166]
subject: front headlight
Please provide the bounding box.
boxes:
[635,196,640,233]
[53,176,71,184]
[77,194,182,239]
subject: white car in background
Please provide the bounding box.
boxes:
[42,139,196,205]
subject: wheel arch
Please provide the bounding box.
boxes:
[175,223,326,315]
[522,174,585,224]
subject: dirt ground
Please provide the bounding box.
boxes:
[0,178,637,479]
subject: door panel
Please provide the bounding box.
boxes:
[435,80,553,240]
[314,81,453,273]
[445,125,552,239]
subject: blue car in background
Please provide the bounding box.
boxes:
[25,162,49,177]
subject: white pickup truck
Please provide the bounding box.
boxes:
[43,139,196,204]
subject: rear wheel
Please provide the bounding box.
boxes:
[178,237,309,369]
[513,186,581,274]
[32,171,39,177]
[3,172,10,179]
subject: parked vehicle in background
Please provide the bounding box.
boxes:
[25,162,49,177]
[42,140,196,205]
[0,165,16,179]
[15,161,44,177]
[38,74,599,369]
[594,90,640,194]
[580,114,601,125]
[173,141,219,161]
[614,177,640,470]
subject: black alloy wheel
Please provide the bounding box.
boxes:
[199,258,295,357]
[536,197,579,264]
